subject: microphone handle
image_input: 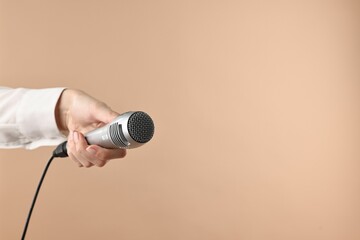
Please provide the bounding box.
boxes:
[52,141,69,158]
[52,125,117,158]
[52,135,95,158]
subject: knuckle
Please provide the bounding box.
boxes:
[78,149,86,155]
[96,161,106,167]
[118,149,127,158]
[96,152,107,162]
[84,162,92,168]
[94,101,108,110]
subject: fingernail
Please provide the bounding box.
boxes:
[86,146,96,155]
[73,131,79,143]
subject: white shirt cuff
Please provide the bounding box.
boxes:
[16,88,67,149]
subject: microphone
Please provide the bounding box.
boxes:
[53,111,154,158]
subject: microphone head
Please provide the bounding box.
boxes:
[127,111,155,144]
[107,111,154,149]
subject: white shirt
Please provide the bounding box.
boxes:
[0,87,67,149]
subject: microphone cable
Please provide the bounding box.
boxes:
[21,155,55,240]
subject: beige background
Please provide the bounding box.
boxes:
[1,0,360,239]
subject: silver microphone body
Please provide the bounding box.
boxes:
[86,111,145,149]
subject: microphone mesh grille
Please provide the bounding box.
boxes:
[127,111,154,143]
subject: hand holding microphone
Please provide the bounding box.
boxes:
[21,88,155,240]
[54,89,154,167]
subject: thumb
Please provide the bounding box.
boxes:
[94,103,119,124]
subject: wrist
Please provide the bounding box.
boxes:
[55,89,73,135]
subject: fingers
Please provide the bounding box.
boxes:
[67,131,127,168]
[88,145,127,161]
[67,131,84,167]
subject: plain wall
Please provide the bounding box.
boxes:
[1,0,360,239]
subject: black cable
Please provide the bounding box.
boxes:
[21,155,55,240]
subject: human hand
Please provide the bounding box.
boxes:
[55,89,126,167]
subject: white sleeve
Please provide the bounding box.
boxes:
[0,87,67,149]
